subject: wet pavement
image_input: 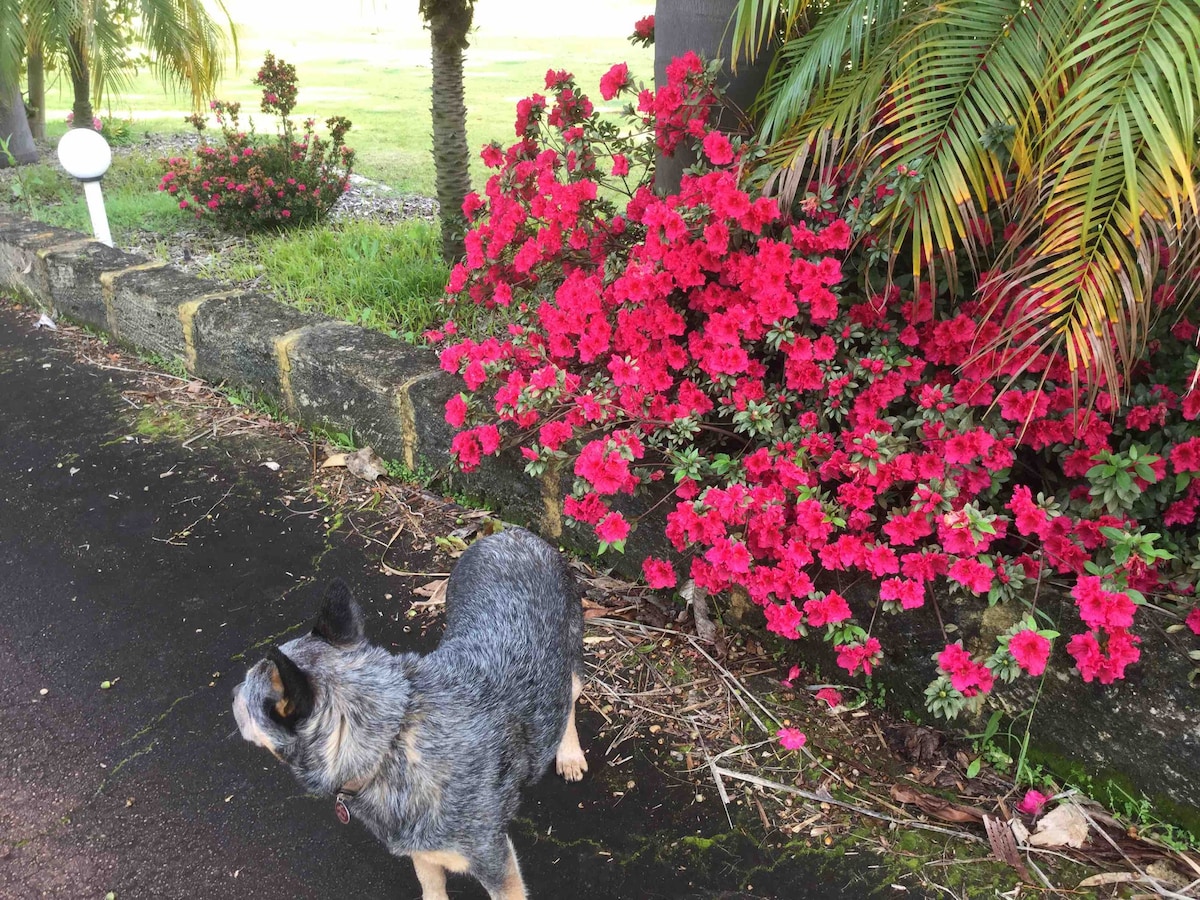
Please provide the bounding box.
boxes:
[0,302,922,899]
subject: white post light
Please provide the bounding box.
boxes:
[56,127,114,247]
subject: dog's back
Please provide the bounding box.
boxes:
[432,527,583,779]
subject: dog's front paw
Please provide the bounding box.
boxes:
[556,745,588,782]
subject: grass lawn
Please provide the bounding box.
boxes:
[39,0,655,195]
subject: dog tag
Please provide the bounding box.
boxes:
[335,793,351,825]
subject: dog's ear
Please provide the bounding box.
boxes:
[266,647,314,727]
[312,578,366,645]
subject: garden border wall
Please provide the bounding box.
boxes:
[1,211,1196,823]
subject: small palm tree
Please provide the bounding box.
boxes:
[733,0,1200,391]
[2,0,234,159]
[419,0,473,263]
[0,0,38,163]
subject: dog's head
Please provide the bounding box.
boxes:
[232,578,368,767]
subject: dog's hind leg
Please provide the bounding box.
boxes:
[410,853,452,900]
[478,836,526,900]
[555,672,588,782]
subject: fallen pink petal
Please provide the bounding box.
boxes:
[777,727,807,750]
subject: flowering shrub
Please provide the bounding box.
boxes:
[431,48,1200,718]
[158,53,354,230]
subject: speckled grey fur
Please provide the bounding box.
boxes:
[232,527,584,896]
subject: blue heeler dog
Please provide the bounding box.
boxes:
[232,527,587,899]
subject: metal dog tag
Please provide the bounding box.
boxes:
[334,793,351,825]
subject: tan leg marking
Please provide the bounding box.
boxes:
[490,837,526,900]
[410,853,450,900]
[555,672,587,782]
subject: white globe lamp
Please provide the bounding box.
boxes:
[57,127,114,247]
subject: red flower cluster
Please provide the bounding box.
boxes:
[435,50,1200,716]
[630,14,655,47]
[938,643,996,698]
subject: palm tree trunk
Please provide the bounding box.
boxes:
[0,77,38,166]
[427,8,472,263]
[67,30,94,129]
[27,46,46,142]
[653,0,774,195]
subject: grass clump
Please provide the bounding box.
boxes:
[4,152,184,243]
[199,219,453,339]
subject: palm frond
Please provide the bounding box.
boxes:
[0,0,26,84]
[732,0,816,65]
[864,0,1048,282]
[134,0,233,110]
[993,0,1200,387]
[763,40,899,202]
[753,0,908,142]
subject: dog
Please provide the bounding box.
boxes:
[232,526,587,899]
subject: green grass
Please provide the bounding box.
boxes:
[6,152,191,243]
[197,219,453,339]
[38,1,654,195]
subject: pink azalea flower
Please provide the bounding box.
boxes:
[780,665,801,688]
[1008,629,1051,676]
[595,511,630,544]
[814,688,843,708]
[641,557,677,589]
[1186,607,1200,636]
[777,727,806,750]
[1017,789,1049,816]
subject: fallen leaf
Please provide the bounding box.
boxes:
[412,579,447,607]
[345,447,386,481]
[321,453,348,469]
[34,313,57,330]
[889,784,986,824]
[1027,802,1089,848]
[261,460,281,472]
[983,815,1031,882]
[1010,817,1031,844]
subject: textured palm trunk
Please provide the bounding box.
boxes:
[0,77,38,166]
[68,31,95,129]
[429,36,471,263]
[653,0,774,195]
[27,47,46,142]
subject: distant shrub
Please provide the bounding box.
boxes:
[159,53,354,230]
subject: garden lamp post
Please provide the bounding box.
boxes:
[56,128,113,247]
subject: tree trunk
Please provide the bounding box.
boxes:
[27,46,46,142]
[653,0,775,196]
[68,30,95,129]
[427,6,472,264]
[0,77,38,167]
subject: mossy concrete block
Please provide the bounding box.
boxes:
[404,369,460,468]
[107,267,238,363]
[282,322,440,464]
[0,215,95,305]
[43,241,146,330]
[190,293,326,396]
[450,447,550,533]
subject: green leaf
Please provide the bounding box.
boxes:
[966,757,982,778]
